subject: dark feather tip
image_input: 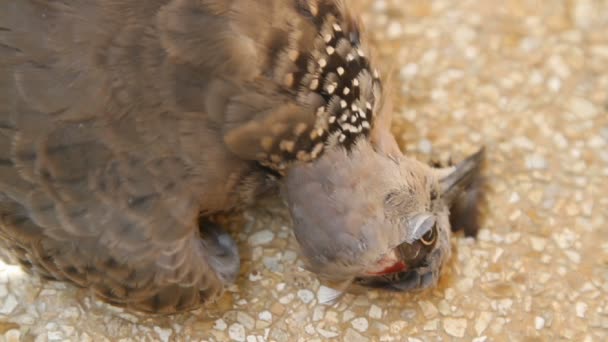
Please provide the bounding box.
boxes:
[448,147,486,238]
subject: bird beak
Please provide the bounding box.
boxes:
[438,147,485,206]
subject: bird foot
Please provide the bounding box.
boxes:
[198,218,241,285]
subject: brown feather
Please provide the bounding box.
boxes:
[0,0,386,314]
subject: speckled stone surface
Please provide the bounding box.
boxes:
[1,0,607,341]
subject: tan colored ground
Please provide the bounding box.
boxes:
[1,0,607,341]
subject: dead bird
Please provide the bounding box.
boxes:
[0,0,484,313]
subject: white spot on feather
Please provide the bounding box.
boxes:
[326,84,336,94]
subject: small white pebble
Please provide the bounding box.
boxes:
[0,294,18,314]
[444,288,456,301]
[343,310,355,322]
[424,319,438,331]
[313,306,325,321]
[248,230,275,245]
[509,210,521,221]
[369,304,383,319]
[535,316,545,330]
[282,250,297,263]
[530,236,547,252]
[62,326,75,337]
[565,250,581,264]
[553,133,568,149]
[418,139,432,154]
[505,232,520,243]
[345,328,368,342]
[351,317,369,332]
[388,321,407,334]
[475,312,493,335]
[79,333,93,342]
[387,21,403,38]
[569,97,598,118]
[237,312,256,330]
[228,323,246,342]
[279,293,294,304]
[325,310,339,324]
[588,135,605,148]
[47,331,63,340]
[305,324,316,335]
[418,301,439,319]
[248,272,262,282]
[465,46,478,58]
[297,289,314,304]
[60,307,80,320]
[153,326,172,342]
[214,319,227,331]
[442,318,467,338]
[456,277,474,292]
[400,63,419,78]
[547,55,570,78]
[553,229,577,249]
[452,110,466,120]
[529,70,544,84]
[316,327,339,338]
[259,311,272,322]
[508,192,520,204]
[437,299,451,316]
[580,282,596,292]
[372,0,387,12]
[4,329,21,342]
[525,154,547,170]
[547,77,561,92]
[454,26,477,43]
[576,302,588,318]
[493,299,514,314]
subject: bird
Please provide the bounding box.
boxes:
[0,0,485,314]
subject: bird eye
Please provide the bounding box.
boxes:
[420,224,437,246]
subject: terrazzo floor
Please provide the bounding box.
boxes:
[1,0,608,341]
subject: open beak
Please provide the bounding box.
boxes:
[438,147,485,206]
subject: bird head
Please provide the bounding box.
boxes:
[281,129,484,302]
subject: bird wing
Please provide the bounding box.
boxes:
[0,0,383,312]
[168,0,384,171]
[0,0,255,312]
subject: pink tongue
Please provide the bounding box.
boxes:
[366,260,407,276]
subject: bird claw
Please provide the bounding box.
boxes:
[199,218,241,284]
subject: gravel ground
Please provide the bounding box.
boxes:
[1,0,607,341]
